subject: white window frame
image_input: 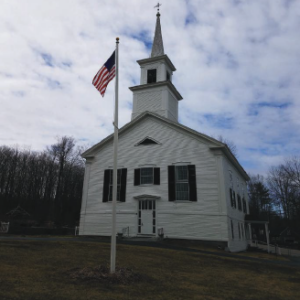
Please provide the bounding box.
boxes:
[108,170,121,202]
[175,165,189,201]
[140,167,154,185]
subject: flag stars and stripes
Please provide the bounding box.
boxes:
[92,51,116,97]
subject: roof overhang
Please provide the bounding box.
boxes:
[210,146,250,181]
[129,80,183,101]
[137,54,176,72]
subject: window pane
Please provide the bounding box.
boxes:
[109,170,121,184]
[176,166,188,181]
[141,168,153,184]
[176,182,189,200]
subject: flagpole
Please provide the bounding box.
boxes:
[110,37,119,274]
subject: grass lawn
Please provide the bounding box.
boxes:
[0,238,299,300]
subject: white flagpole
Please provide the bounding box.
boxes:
[110,37,119,274]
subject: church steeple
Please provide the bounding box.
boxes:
[129,7,183,122]
[151,11,164,57]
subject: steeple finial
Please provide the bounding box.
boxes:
[151,3,164,58]
[154,2,162,13]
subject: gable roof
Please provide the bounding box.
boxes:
[82,111,249,180]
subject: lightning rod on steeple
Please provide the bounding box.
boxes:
[154,3,162,12]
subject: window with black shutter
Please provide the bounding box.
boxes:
[188,165,197,201]
[168,166,175,201]
[232,191,236,208]
[242,198,247,213]
[102,170,111,202]
[237,194,242,211]
[168,165,197,201]
[103,168,127,202]
[134,167,160,185]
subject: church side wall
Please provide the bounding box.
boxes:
[79,117,229,243]
[222,157,248,252]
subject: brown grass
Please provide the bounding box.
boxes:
[0,238,299,300]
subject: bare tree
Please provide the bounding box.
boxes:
[247,174,272,220]
[217,135,238,157]
[268,164,299,227]
[0,137,85,227]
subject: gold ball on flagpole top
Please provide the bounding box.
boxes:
[116,37,119,43]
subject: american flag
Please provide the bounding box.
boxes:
[92,51,116,97]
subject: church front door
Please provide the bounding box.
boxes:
[138,200,155,235]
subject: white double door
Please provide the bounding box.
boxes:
[139,200,155,235]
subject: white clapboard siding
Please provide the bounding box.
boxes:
[79,114,248,252]
[132,86,179,122]
[227,218,248,252]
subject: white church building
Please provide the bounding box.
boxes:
[79,11,250,252]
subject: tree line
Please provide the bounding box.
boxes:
[0,137,85,227]
[248,157,300,238]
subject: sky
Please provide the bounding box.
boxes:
[1,0,300,176]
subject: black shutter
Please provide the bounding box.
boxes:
[168,166,175,201]
[134,169,140,186]
[120,168,127,202]
[230,188,233,207]
[233,191,236,208]
[188,165,197,201]
[154,168,160,185]
[102,169,111,202]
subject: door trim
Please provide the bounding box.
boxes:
[138,199,156,235]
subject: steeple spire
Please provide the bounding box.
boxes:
[151,5,164,58]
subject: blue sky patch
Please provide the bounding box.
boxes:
[131,30,152,50]
[62,61,72,68]
[185,10,197,26]
[257,102,290,109]
[41,53,54,67]
[203,113,234,129]
[248,101,290,116]
[13,91,25,97]
[47,78,61,89]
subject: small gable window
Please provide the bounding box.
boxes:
[134,167,160,186]
[147,69,157,83]
[135,137,160,146]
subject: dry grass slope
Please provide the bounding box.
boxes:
[0,239,299,300]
